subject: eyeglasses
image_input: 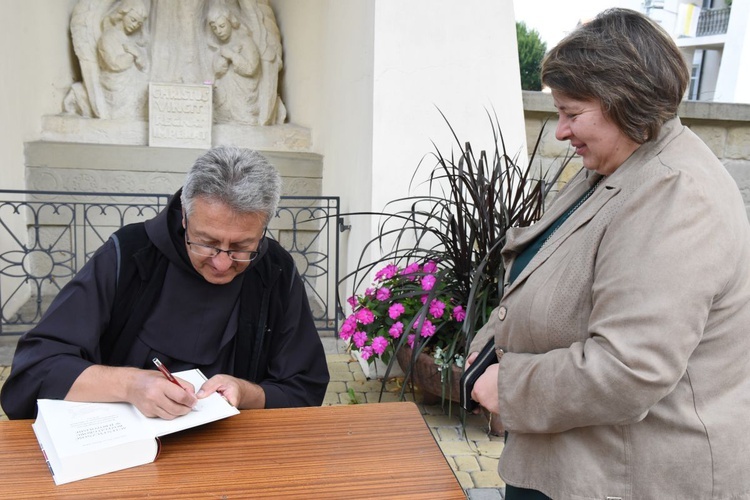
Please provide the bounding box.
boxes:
[184,218,264,262]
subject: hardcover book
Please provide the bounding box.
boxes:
[32,368,239,485]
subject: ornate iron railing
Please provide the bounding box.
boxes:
[696,7,731,37]
[0,189,341,336]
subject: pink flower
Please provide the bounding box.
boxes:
[353,331,368,348]
[419,319,436,338]
[453,305,466,322]
[355,308,375,325]
[347,295,358,309]
[421,274,436,291]
[388,302,405,319]
[403,262,420,277]
[407,334,416,348]
[423,260,438,274]
[360,345,374,360]
[364,287,375,297]
[376,287,391,301]
[338,317,356,341]
[375,264,399,281]
[420,295,428,305]
[371,336,389,355]
[389,321,404,338]
[429,299,445,318]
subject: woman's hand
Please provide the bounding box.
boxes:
[471,363,500,414]
[465,351,479,368]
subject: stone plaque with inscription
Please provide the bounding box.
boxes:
[149,83,212,149]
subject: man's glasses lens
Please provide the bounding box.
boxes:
[184,217,263,262]
[187,242,260,262]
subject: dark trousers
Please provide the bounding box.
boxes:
[505,484,552,500]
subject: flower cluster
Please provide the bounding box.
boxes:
[340,261,466,367]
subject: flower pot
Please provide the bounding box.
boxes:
[395,346,462,405]
[352,349,405,380]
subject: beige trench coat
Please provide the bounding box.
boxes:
[470,118,750,500]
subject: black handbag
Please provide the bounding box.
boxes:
[459,339,501,412]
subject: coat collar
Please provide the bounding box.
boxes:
[501,117,685,292]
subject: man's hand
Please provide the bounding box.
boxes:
[125,370,198,419]
[66,365,197,420]
[197,374,265,409]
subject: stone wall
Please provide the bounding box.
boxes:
[522,91,750,219]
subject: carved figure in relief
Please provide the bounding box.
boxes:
[208,5,262,124]
[97,0,151,119]
[62,0,286,126]
[236,0,287,125]
[63,0,150,119]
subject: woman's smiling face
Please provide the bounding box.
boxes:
[552,90,641,176]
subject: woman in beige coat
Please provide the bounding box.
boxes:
[468,9,750,500]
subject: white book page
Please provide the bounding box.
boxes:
[36,399,149,457]
[139,368,239,437]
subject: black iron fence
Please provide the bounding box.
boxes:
[0,189,341,336]
[696,7,731,37]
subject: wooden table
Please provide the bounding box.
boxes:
[0,402,465,499]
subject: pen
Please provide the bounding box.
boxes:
[152,357,184,390]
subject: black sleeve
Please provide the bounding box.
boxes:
[260,267,330,408]
[0,241,118,419]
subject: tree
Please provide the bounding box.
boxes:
[516,21,547,91]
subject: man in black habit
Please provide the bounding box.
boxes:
[1,146,330,419]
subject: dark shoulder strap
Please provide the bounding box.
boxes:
[100,223,165,364]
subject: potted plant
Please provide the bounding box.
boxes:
[339,110,570,404]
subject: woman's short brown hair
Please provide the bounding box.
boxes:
[541,8,689,144]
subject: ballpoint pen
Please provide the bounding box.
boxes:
[152,357,185,390]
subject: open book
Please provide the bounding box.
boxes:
[32,368,240,485]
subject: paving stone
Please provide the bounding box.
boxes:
[467,487,505,500]
[326,381,348,393]
[325,353,353,363]
[423,413,461,427]
[454,455,481,472]
[436,426,462,441]
[454,470,475,490]
[438,440,480,456]
[473,440,504,458]
[321,393,341,406]
[477,455,501,472]
[471,470,506,488]
[464,426,493,442]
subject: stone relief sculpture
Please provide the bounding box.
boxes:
[149,0,210,84]
[62,0,286,126]
[207,5,262,124]
[234,0,286,125]
[98,0,150,119]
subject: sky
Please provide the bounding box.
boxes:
[513,0,644,48]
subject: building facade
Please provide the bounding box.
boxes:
[645,0,750,103]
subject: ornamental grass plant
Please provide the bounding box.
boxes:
[340,110,570,401]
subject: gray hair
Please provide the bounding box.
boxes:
[181,146,281,225]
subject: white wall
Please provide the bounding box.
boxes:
[274,0,524,294]
[0,0,78,189]
[371,0,524,210]
[715,0,750,103]
[0,0,78,311]
[272,0,377,292]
